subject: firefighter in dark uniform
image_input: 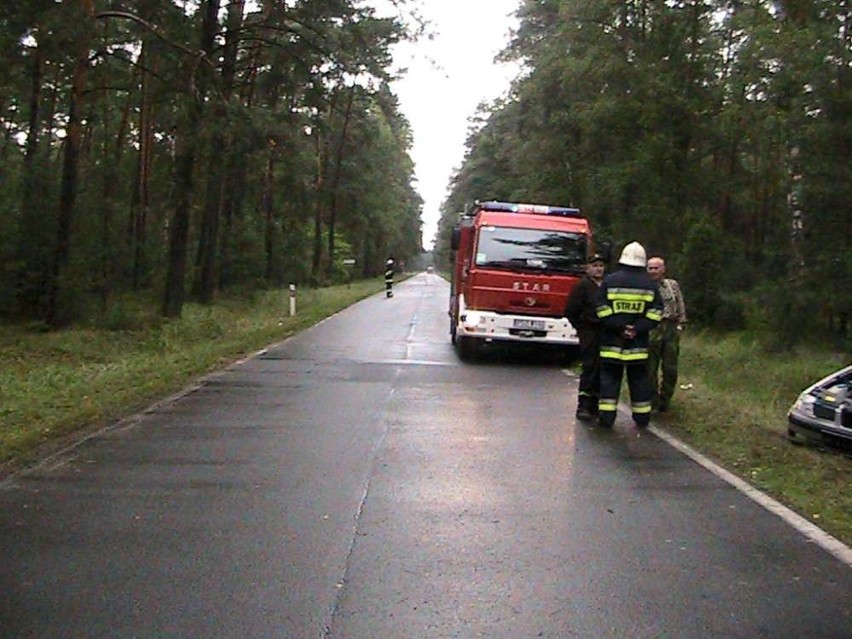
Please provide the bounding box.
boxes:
[385,257,394,298]
[565,253,607,421]
[594,242,663,428]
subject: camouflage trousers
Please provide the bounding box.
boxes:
[648,321,680,408]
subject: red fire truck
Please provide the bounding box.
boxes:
[449,200,597,360]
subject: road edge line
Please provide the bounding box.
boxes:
[649,425,852,568]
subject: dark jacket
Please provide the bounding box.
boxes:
[595,265,663,363]
[565,275,601,331]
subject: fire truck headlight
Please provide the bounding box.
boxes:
[461,312,484,329]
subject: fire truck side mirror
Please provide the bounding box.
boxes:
[450,227,461,251]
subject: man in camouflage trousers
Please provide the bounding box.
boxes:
[646,256,688,412]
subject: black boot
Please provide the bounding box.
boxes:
[597,414,615,428]
[576,396,596,421]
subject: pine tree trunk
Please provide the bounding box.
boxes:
[130,41,153,290]
[15,45,45,317]
[326,86,356,276]
[162,0,220,318]
[46,0,95,327]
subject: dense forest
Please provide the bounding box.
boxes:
[0,0,424,326]
[2,0,849,347]
[436,0,851,347]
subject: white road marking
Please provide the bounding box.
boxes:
[378,359,455,366]
[651,425,852,567]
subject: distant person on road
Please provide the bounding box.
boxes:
[565,253,607,421]
[595,242,663,429]
[385,257,394,298]
[646,256,688,412]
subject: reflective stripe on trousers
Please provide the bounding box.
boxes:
[598,360,653,426]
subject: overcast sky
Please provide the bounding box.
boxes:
[388,0,521,250]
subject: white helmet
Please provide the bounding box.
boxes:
[618,241,647,267]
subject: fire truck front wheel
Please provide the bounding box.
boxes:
[456,335,480,361]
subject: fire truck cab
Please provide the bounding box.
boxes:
[449,200,594,360]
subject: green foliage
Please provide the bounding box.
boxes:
[670,215,722,326]
[713,294,746,332]
[0,0,423,325]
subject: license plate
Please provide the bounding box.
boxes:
[513,318,545,330]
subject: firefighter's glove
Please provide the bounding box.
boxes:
[622,325,637,340]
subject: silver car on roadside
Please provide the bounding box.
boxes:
[787,364,852,450]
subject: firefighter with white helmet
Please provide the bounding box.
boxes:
[593,241,663,428]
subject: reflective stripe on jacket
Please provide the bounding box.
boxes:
[595,266,663,363]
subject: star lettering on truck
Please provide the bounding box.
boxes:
[513,282,551,292]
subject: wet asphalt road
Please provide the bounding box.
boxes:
[1,272,850,639]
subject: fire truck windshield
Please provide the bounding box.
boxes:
[474,227,587,274]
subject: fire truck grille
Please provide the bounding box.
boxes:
[509,328,547,338]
